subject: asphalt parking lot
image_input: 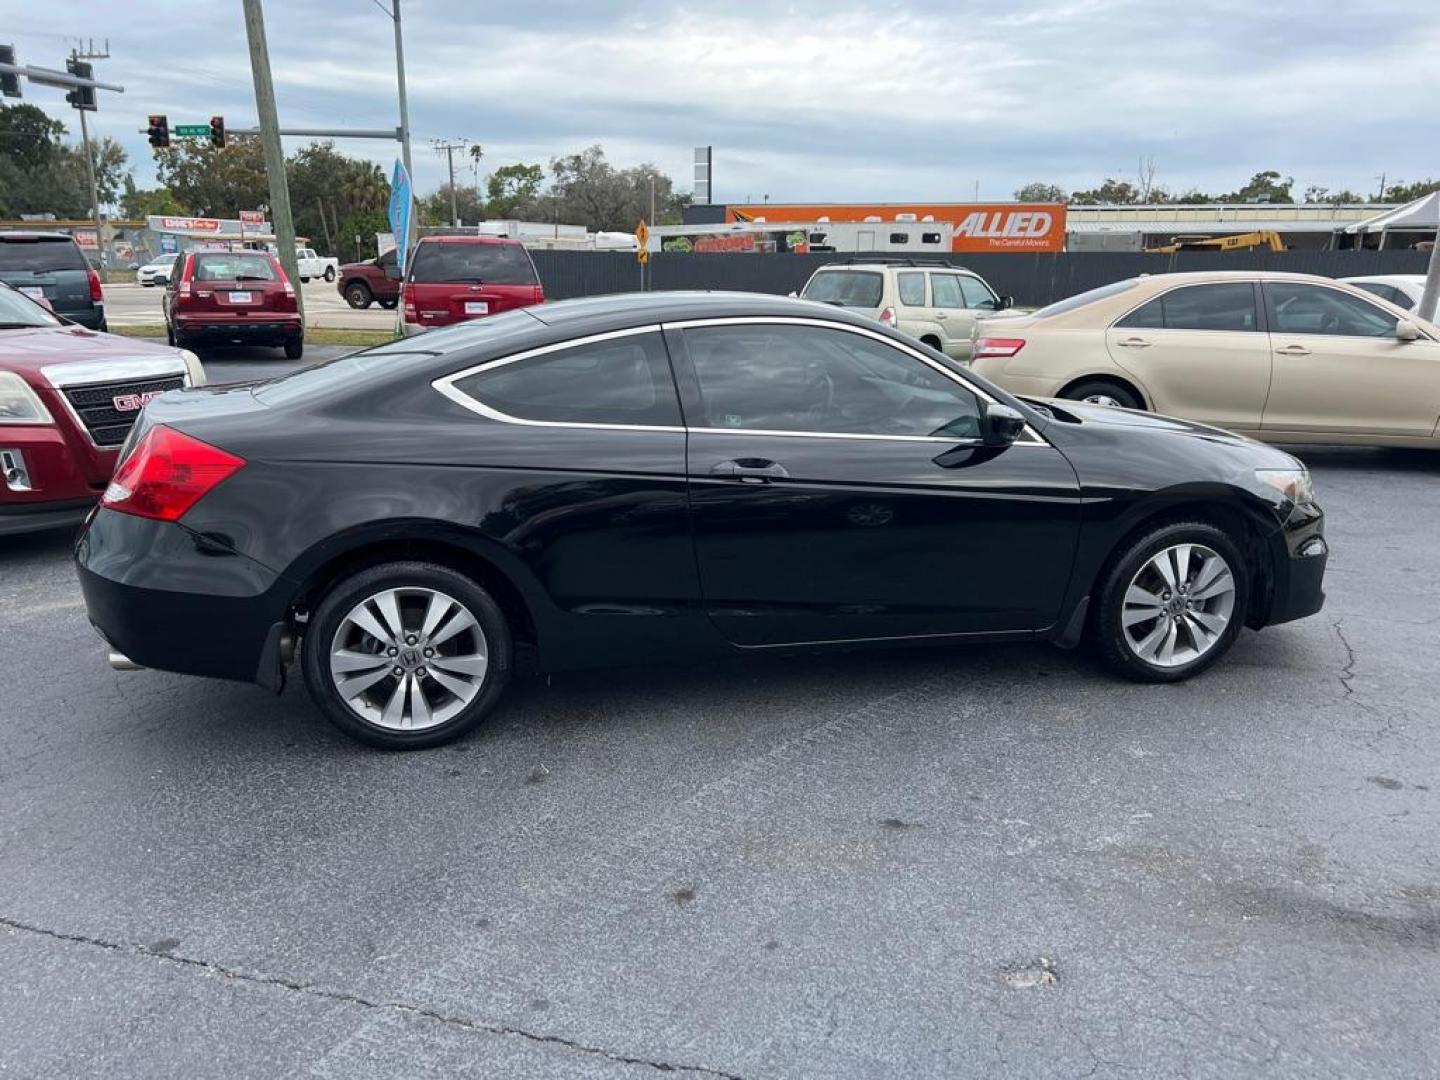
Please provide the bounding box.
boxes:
[2,349,1437,1078]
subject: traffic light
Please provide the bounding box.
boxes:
[0,45,20,99]
[64,57,96,110]
[209,115,225,149]
[146,114,170,150]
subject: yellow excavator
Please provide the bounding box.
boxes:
[1146,230,1287,254]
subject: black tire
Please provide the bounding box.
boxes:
[920,335,942,351]
[1063,379,1143,410]
[344,281,373,309]
[323,266,336,282]
[301,561,513,749]
[378,298,398,310]
[1093,520,1249,683]
[283,336,304,360]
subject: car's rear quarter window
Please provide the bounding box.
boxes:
[801,270,884,308]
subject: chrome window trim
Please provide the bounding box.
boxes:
[1265,281,1434,342]
[662,315,1049,445]
[430,325,686,434]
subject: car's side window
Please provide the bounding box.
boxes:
[684,324,983,440]
[958,275,998,309]
[1268,283,1399,338]
[450,331,681,427]
[897,272,926,307]
[1116,283,1258,332]
[929,274,963,309]
[1352,281,1412,310]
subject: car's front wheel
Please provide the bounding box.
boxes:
[1093,521,1248,682]
[301,561,513,749]
[344,282,373,309]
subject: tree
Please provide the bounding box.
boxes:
[1014,182,1067,202]
[284,142,389,254]
[154,135,269,217]
[1069,178,1141,205]
[548,145,682,231]
[419,183,486,226]
[1220,170,1294,204]
[0,103,127,217]
[485,163,544,219]
[1385,179,1440,203]
[119,176,184,219]
[0,102,65,172]
[1303,185,1363,205]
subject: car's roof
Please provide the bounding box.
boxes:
[1340,274,1426,286]
[416,235,523,245]
[814,261,975,274]
[0,231,78,242]
[527,290,874,329]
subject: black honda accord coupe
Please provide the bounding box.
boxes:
[75,292,1327,748]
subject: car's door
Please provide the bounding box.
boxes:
[893,270,934,340]
[926,273,975,358]
[1104,281,1271,430]
[671,318,1083,646]
[1261,281,1440,438]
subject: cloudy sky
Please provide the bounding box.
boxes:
[6,0,1439,204]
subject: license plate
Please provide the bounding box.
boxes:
[463,300,489,315]
[20,286,43,299]
[229,291,253,303]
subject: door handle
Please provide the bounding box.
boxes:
[1276,344,1311,356]
[935,312,948,320]
[710,459,789,483]
[1115,337,1151,348]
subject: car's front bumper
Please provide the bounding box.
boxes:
[76,509,290,683]
[1260,504,1327,627]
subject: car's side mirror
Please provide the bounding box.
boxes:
[997,295,1014,310]
[1396,318,1420,342]
[981,401,1027,447]
[787,290,798,298]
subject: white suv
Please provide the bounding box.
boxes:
[798,259,1012,361]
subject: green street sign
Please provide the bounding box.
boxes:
[174,124,209,137]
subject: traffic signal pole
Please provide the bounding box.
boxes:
[75,104,105,283]
[241,0,303,320]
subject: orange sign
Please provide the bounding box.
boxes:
[726,202,1067,253]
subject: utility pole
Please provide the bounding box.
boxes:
[433,140,468,226]
[70,43,108,283]
[242,0,303,319]
[391,0,413,179]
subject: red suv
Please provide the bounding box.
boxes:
[164,250,304,358]
[401,236,543,335]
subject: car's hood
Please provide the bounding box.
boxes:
[0,325,191,382]
[1027,396,1281,448]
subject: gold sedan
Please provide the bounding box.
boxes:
[971,271,1440,447]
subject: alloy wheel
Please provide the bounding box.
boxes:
[1083,392,1124,407]
[1120,543,1235,668]
[328,586,489,731]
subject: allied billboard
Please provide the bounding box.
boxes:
[726,203,1067,253]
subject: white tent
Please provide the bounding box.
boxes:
[1344,192,1440,248]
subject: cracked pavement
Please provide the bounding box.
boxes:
[1,439,1438,1078]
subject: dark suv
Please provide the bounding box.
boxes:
[0,232,106,330]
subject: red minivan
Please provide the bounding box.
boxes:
[164,250,304,358]
[401,236,544,334]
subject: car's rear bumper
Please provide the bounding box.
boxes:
[62,307,106,331]
[75,508,289,683]
[175,316,302,341]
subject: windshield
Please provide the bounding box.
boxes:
[0,237,89,274]
[0,286,63,328]
[194,253,278,282]
[1031,278,1140,318]
[409,241,539,285]
[801,270,884,308]
[146,254,178,267]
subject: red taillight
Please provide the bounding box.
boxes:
[87,268,103,302]
[878,306,897,328]
[102,425,245,522]
[179,280,192,300]
[403,282,417,320]
[973,337,1027,360]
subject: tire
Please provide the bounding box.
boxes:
[165,323,176,347]
[920,335,942,351]
[284,336,304,360]
[1093,521,1249,683]
[1063,379,1143,410]
[323,266,336,282]
[300,276,311,284]
[344,282,373,309]
[301,561,513,749]
[379,298,398,310]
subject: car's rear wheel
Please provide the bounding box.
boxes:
[323,266,336,282]
[1063,379,1142,410]
[1093,521,1248,683]
[284,336,304,360]
[301,561,513,749]
[344,282,373,309]
[379,298,398,310]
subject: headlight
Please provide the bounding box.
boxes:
[179,349,207,388]
[1255,466,1315,506]
[0,372,54,424]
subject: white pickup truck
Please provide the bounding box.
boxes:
[267,246,339,283]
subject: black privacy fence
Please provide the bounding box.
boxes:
[529,249,1431,308]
